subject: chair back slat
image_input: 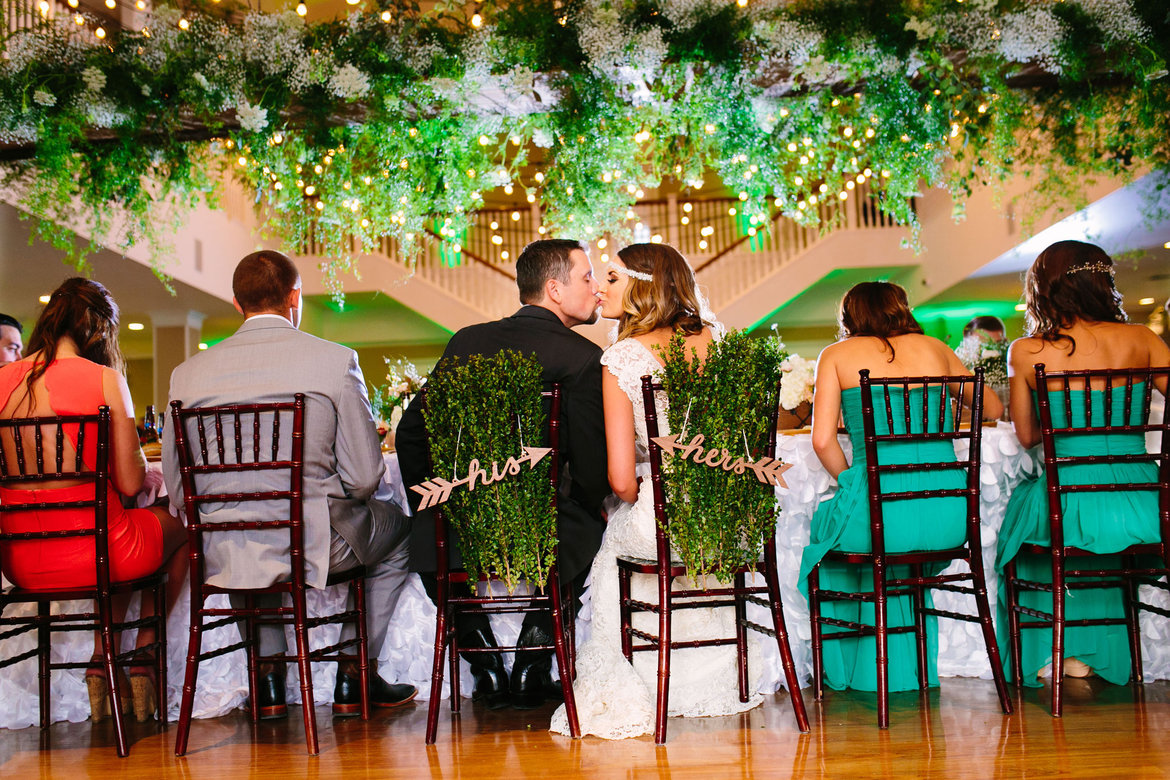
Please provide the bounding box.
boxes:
[641,377,671,563]
[13,423,25,477]
[858,368,986,557]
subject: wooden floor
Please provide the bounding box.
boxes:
[3,678,1170,778]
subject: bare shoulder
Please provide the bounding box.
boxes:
[1009,336,1047,362]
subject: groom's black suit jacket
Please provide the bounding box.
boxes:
[395,305,608,581]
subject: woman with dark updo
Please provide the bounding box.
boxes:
[997,240,1170,683]
[799,281,1002,693]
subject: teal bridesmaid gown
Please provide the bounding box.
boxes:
[799,386,968,692]
[996,384,1160,686]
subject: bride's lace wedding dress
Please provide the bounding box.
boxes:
[550,337,762,739]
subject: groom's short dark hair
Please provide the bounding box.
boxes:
[233,250,300,314]
[516,239,586,304]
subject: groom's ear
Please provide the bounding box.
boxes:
[545,276,562,305]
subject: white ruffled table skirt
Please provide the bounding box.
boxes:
[6,429,1170,730]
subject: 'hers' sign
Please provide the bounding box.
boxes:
[651,433,793,489]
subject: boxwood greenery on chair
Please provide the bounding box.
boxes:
[659,330,787,582]
[422,349,555,594]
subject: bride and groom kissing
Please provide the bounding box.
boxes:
[396,238,754,739]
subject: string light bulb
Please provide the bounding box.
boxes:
[177,18,189,29]
[380,10,391,21]
[104,0,115,8]
[471,13,483,27]
[94,26,106,38]
[296,3,308,15]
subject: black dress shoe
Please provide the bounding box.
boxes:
[333,671,418,716]
[257,671,288,720]
[460,628,510,710]
[510,625,556,710]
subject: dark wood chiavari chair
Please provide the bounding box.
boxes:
[169,394,371,756]
[0,407,168,757]
[617,375,809,745]
[807,368,1012,728]
[1003,364,1170,717]
[421,383,580,744]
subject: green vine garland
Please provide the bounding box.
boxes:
[1,0,1167,289]
[659,330,786,581]
[421,349,555,593]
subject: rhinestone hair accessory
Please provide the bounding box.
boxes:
[1064,261,1114,277]
[611,264,654,282]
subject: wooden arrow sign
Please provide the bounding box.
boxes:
[411,445,553,510]
[651,433,793,489]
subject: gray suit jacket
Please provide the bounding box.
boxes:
[162,316,399,590]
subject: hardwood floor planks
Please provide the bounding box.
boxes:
[3,678,1170,778]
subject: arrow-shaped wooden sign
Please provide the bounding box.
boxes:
[410,445,553,510]
[651,433,793,489]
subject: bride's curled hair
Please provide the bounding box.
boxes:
[614,243,713,342]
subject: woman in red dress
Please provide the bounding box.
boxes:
[0,278,187,723]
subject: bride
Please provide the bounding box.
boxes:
[550,242,762,739]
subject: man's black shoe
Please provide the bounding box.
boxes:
[333,670,418,716]
[460,628,510,710]
[510,625,556,710]
[256,671,288,720]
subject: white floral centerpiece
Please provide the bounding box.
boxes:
[370,357,426,444]
[779,354,816,412]
[954,334,1009,388]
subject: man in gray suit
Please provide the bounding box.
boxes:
[162,250,417,718]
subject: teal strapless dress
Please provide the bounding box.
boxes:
[995,384,1160,686]
[799,386,968,692]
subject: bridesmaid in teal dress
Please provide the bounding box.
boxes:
[997,240,1170,685]
[800,282,1004,692]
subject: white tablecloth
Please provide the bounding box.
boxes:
[7,432,1170,730]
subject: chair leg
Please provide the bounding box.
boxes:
[37,601,50,730]
[244,594,260,724]
[910,563,929,691]
[653,570,672,746]
[618,565,633,663]
[1051,552,1065,719]
[291,591,318,756]
[734,571,748,703]
[764,548,809,733]
[353,577,371,721]
[98,593,130,758]
[1005,559,1024,690]
[1121,556,1144,689]
[873,561,890,730]
[808,565,824,702]
[156,579,169,727]
[563,581,578,680]
[549,570,580,738]
[425,577,451,745]
[175,586,205,756]
[969,551,1013,715]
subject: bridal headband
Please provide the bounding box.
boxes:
[611,264,654,282]
[1064,261,1114,277]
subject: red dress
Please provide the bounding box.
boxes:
[0,358,164,589]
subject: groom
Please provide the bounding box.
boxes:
[396,238,609,709]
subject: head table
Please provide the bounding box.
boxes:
[3,427,1170,730]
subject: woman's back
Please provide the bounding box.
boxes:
[1011,320,1166,377]
[825,333,960,388]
